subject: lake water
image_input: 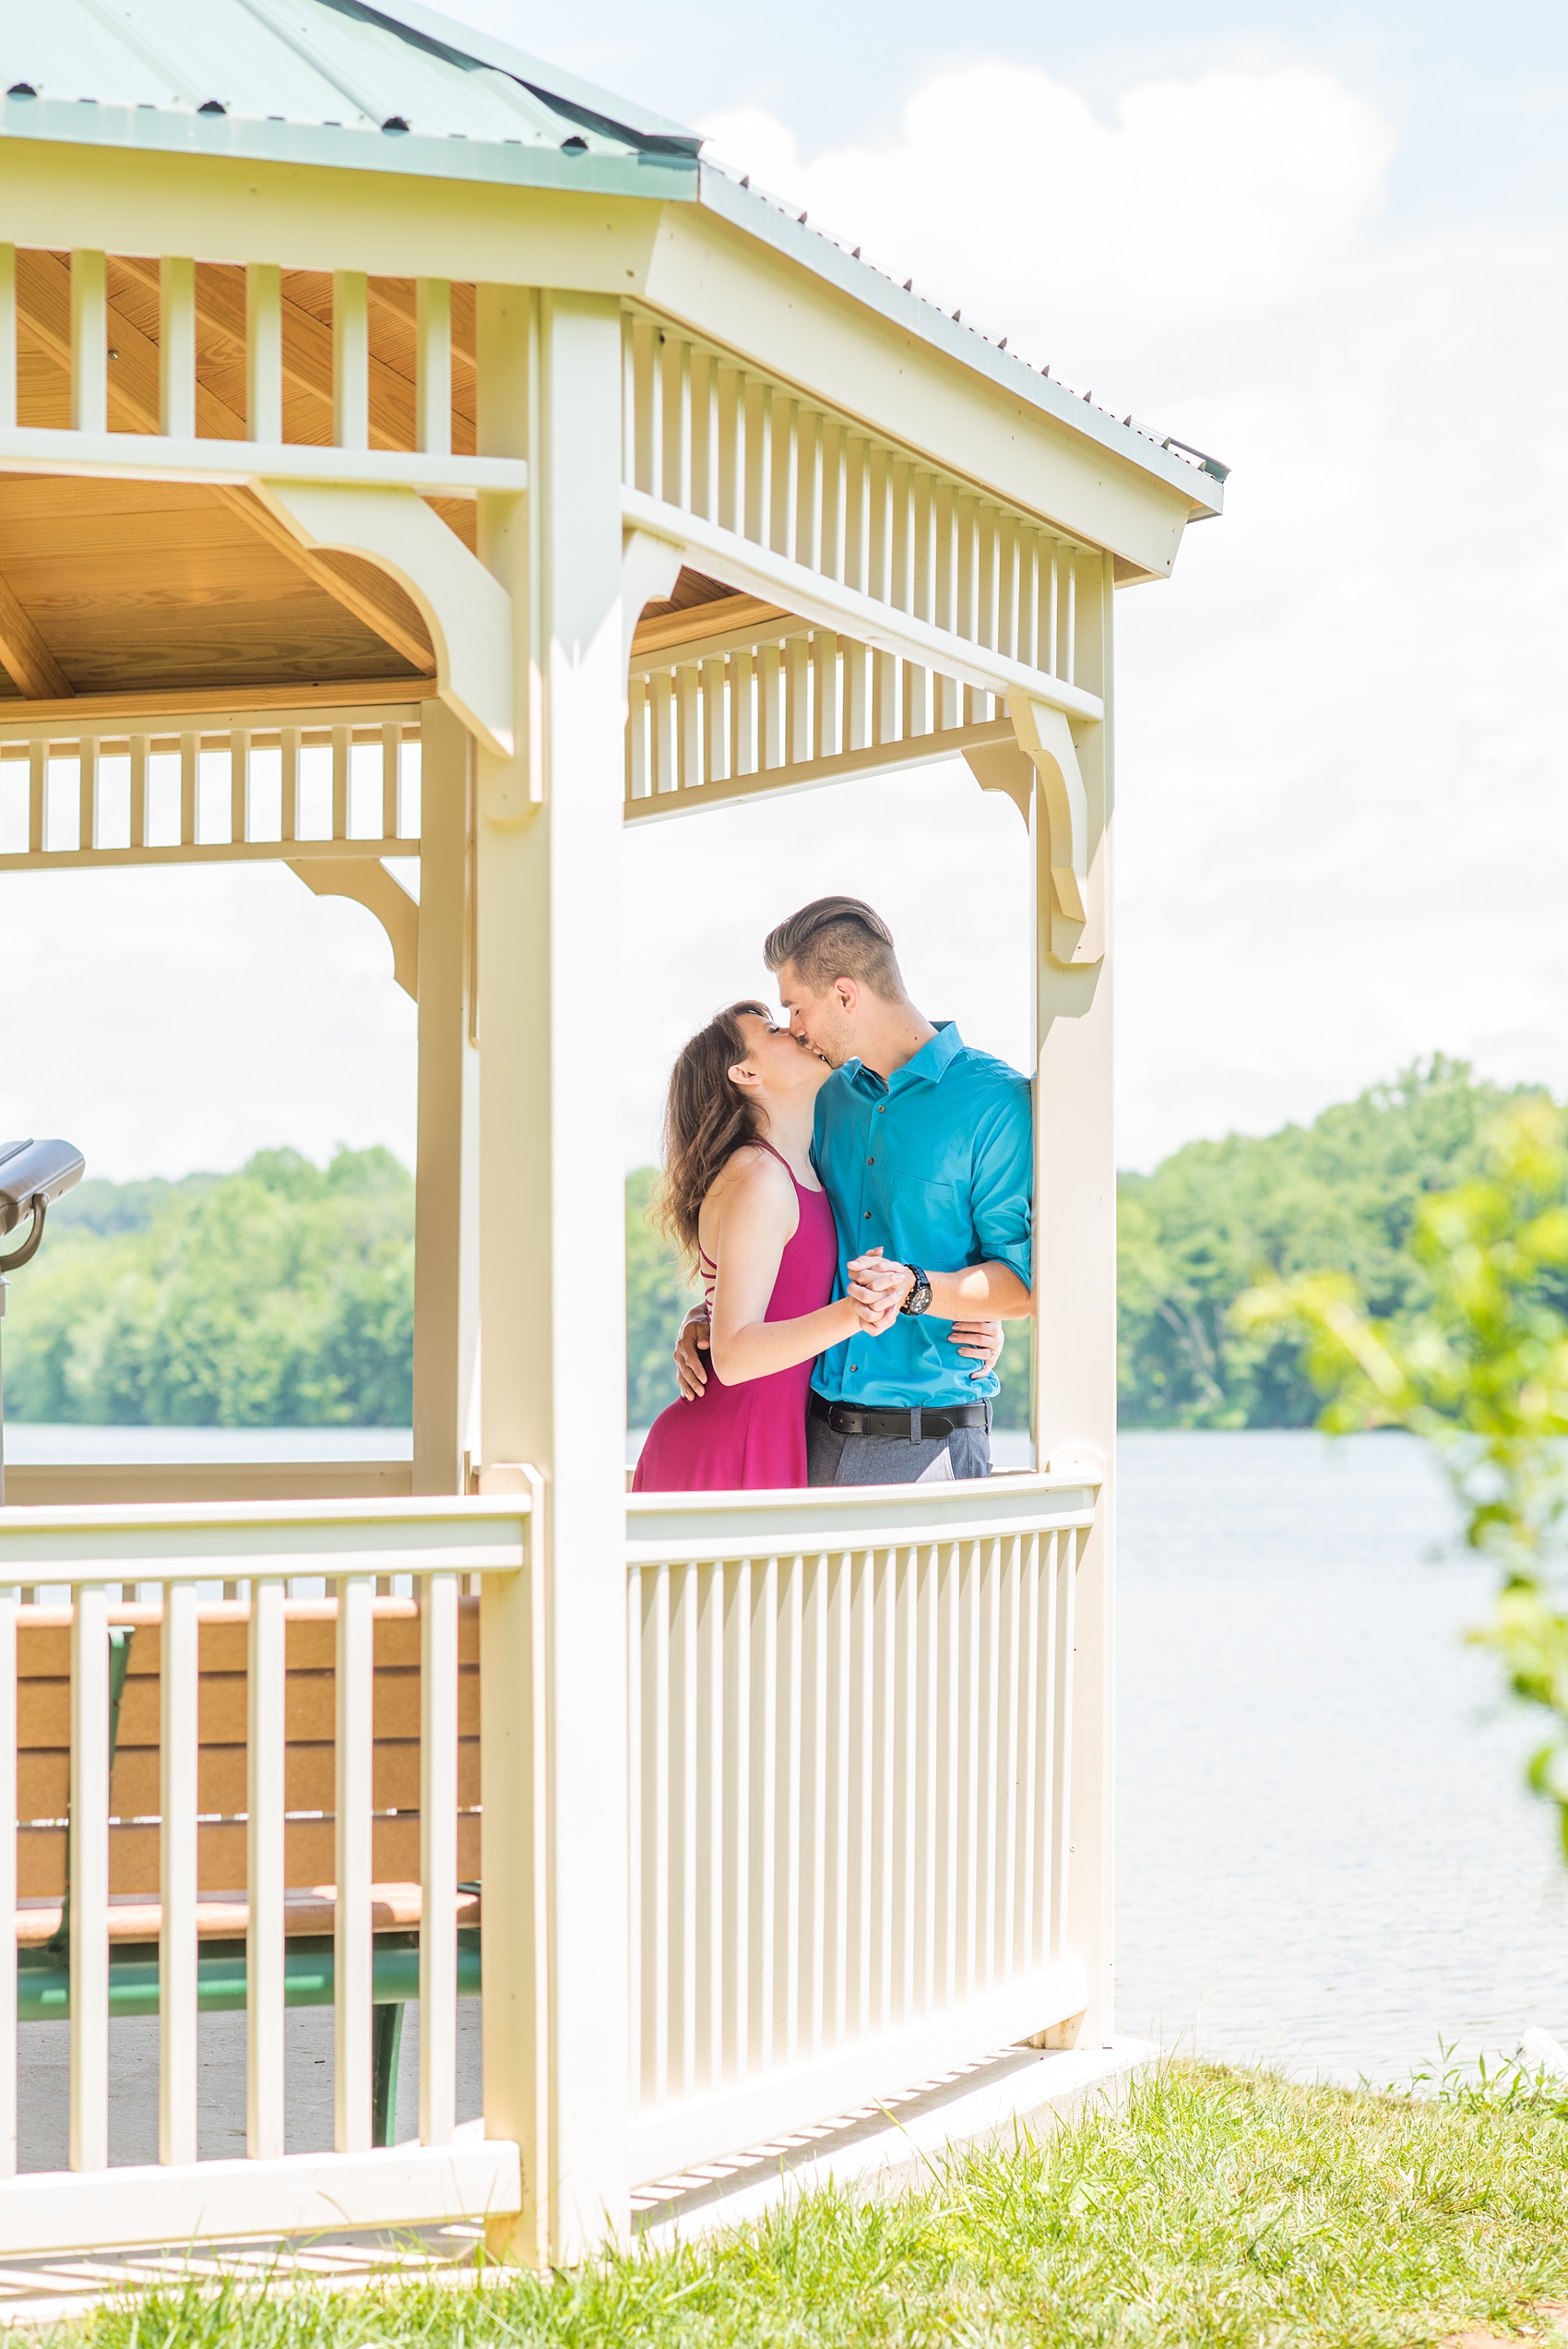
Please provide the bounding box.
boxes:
[6,1422,1562,2087]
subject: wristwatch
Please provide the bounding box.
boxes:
[899,1264,932,1316]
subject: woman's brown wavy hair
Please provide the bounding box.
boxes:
[656,1001,772,1268]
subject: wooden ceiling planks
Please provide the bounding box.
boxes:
[6,251,445,686]
[0,476,419,695]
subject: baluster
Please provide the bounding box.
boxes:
[420,1568,455,2141]
[650,671,675,795]
[912,470,932,624]
[891,459,911,614]
[700,1563,724,2095]
[77,737,97,852]
[27,741,43,854]
[716,363,740,533]
[975,506,995,651]
[867,445,889,607]
[1047,541,1062,678]
[627,1570,644,2108]
[784,634,809,768]
[770,392,794,560]
[903,661,928,741]
[647,322,664,503]
[69,1583,110,2171]
[813,630,839,761]
[230,727,250,845]
[759,641,783,770]
[956,494,976,647]
[331,723,350,839]
[1016,1534,1041,1972]
[749,379,771,546]
[0,244,15,430]
[997,1533,1023,1981]
[650,1563,671,2110]
[179,731,198,846]
[826,418,847,585]
[0,1583,16,2178]
[1020,534,1040,679]
[1000,516,1019,662]
[70,250,108,435]
[335,1572,374,2153]
[701,656,727,782]
[415,278,452,457]
[626,674,648,801]
[1051,1532,1076,1963]
[671,337,692,513]
[632,317,657,497]
[753,1555,778,2076]
[247,1575,287,2157]
[160,1581,199,2164]
[801,1553,827,2061]
[129,734,148,848]
[703,349,720,524]
[801,408,823,576]
[845,637,869,753]
[244,264,282,444]
[158,256,195,441]
[279,725,299,843]
[676,663,700,791]
[872,650,897,746]
[381,722,401,838]
[722,1557,751,2084]
[674,1563,697,2104]
[730,648,754,778]
[1064,552,1077,686]
[333,270,370,451]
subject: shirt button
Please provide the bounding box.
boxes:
[867,1157,874,1165]
[863,1210,871,1219]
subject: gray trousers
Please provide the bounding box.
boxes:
[806,1408,992,1487]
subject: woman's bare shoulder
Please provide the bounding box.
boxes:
[708,1144,790,1207]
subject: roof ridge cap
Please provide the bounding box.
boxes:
[339,0,701,150]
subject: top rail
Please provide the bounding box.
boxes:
[626,1468,1100,1560]
[0,1494,529,1582]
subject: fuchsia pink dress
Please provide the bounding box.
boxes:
[634,1141,838,1492]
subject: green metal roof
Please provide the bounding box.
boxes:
[0,0,702,196]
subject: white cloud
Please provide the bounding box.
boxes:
[672,64,1568,1168]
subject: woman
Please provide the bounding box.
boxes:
[634,1000,890,1491]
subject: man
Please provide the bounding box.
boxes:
[675,894,1033,1485]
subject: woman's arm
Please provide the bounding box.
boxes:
[708,1156,869,1385]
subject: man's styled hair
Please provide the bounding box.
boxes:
[763,895,907,1002]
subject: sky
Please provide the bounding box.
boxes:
[1,0,1565,1180]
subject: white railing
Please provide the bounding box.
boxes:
[0,701,422,873]
[624,1472,1095,2183]
[0,1472,1102,2249]
[621,309,1102,715]
[625,615,1013,817]
[0,1496,527,2258]
[0,249,501,491]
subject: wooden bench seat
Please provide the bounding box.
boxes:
[15,1592,482,2144]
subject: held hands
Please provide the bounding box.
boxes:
[847,1246,911,1334]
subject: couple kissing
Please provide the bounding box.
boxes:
[634,895,1033,1492]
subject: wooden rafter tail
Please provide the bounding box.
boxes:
[0,569,70,699]
[13,253,433,677]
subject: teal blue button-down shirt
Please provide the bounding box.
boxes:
[810,1022,1032,1408]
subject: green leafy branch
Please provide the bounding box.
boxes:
[1236,1102,1568,1852]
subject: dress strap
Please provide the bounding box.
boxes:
[750,1137,802,1185]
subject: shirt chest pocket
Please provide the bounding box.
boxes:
[872,1142,964,1255]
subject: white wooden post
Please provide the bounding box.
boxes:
[412,699,479,1495]
[1030,549,1115,2049]
[473,287,632,2262]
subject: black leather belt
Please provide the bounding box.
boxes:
[809,1393,991,1442]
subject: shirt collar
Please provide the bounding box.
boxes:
[846,1020,963,1095]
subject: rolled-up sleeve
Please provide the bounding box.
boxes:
[968,1080,1033,1288]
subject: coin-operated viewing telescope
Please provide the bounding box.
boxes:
[0,1139,86,1506]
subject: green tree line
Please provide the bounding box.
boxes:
[2,1056,1539,1429]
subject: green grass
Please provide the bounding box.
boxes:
[81,2061,1568,2349]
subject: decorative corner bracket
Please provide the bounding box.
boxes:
[254,481,515,759]
[968,697,1106,971]
[288,858,419,999]
[622,527,684,679]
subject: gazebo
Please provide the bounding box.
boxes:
[0,0,1222,2272]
